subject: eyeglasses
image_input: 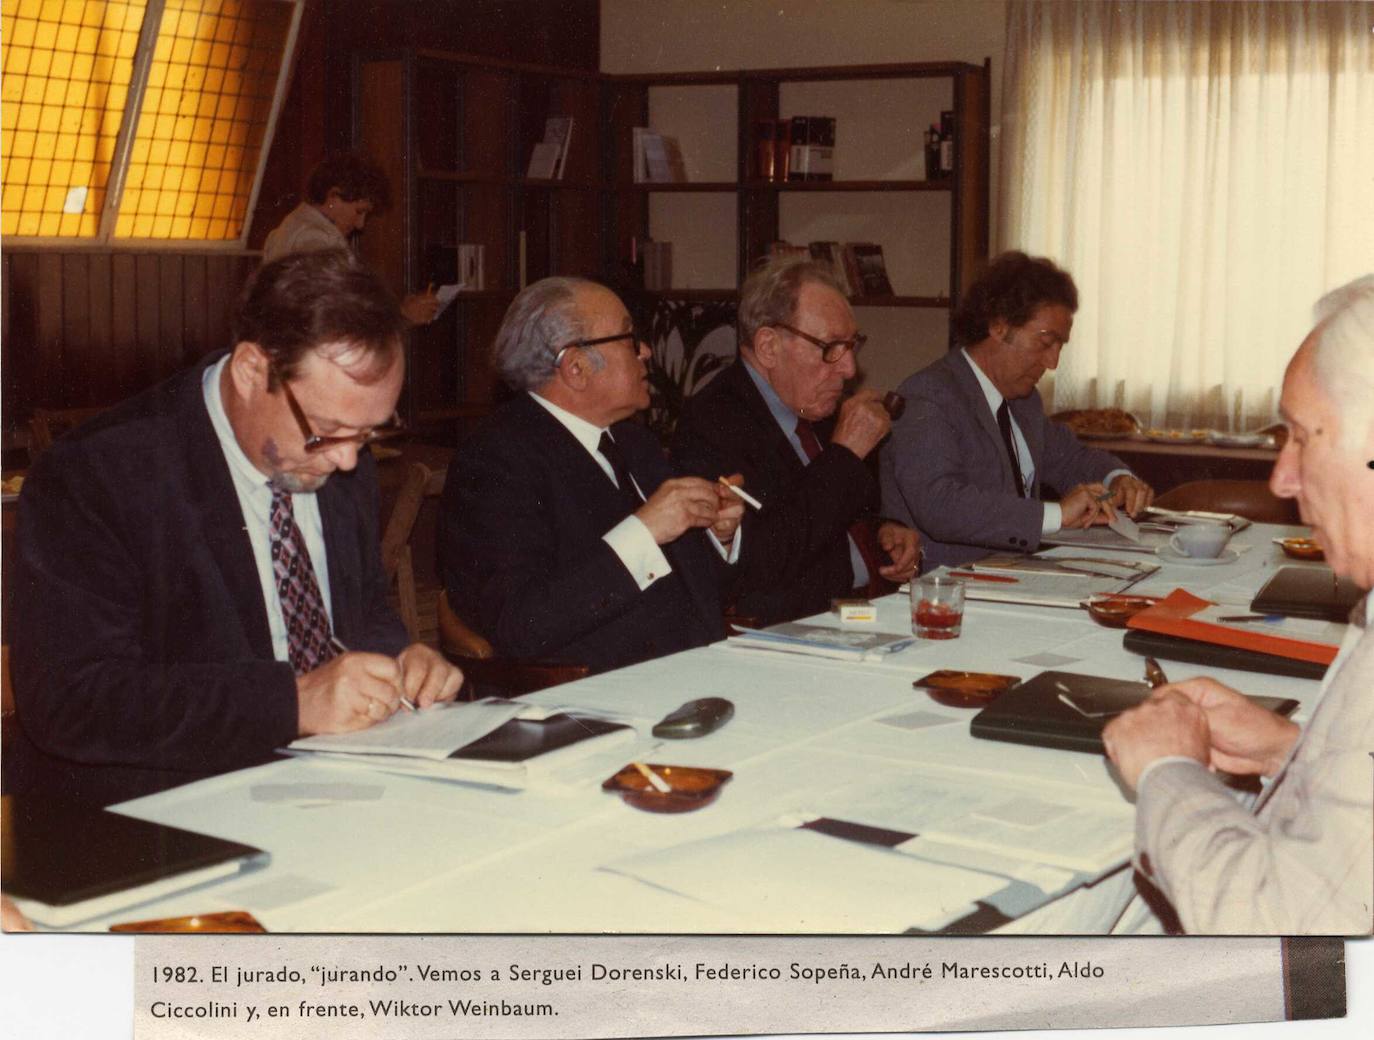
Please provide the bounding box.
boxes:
[553,328,643,367]
[774,322,867,363]
[1018,328,1067,353]
[277,372,403,453]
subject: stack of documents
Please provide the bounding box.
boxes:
[285,698,635,790]
[932,555,1157,608]
[726,622,914,661]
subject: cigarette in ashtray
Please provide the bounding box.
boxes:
[718,478,763,511]
[632,761,673,794]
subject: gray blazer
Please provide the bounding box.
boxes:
[880,349,1126,568]
[1134,607,1373,933]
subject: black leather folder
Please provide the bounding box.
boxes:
[451,713,630,763]
[1,794,267,926]
[970,671,1298,755]
[1250,565,1363,622]
[1123,629,1329,680]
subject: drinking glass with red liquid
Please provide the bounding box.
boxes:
[911,575,965,639]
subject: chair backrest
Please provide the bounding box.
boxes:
[1153,479,1300,525]
[380,461,441,641]
[28,406,107,461]
[437,591,591,696]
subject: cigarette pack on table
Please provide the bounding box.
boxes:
[832,598,876,623]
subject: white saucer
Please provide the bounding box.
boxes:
[1156,544,1239,566]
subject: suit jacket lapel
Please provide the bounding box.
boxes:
[1011,392,1047,497]
[176,357,275,659]
[948,351,1019,493]
[522,395,632,532]
[724,362,807,492]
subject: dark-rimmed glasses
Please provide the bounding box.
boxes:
[278,373,403,454]
[774,322,867,363]
[553,328,643,367]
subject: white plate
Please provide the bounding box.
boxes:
[1207,431,1273,448]
[1155,545,1240,566]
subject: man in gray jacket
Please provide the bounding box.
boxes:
[881,251,1153,569]
[1104,274,1374,934]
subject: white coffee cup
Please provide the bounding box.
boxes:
[1169,523,1231,559]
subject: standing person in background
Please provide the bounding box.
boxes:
[262,152,439,326]
[881,251,1154,570]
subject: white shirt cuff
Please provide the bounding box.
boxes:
[603,515,672,590]
[1103,468,1132,488]
[1041,501,1062,534]
[1137,755,1208,795]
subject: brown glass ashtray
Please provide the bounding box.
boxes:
[913,669,1020,708]
[110,910,266,933]
[1084,594,1159,628]
[1277,537,1325,561]
[603,764,733,813]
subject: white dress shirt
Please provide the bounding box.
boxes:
[203,356,333,662]
[960,350,1128,534]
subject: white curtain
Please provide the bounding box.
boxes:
[1000,0,1374,430]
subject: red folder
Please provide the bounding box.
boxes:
[1126,589,1339,667]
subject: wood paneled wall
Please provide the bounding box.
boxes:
[1,250,257,423]
[0,0,598,444]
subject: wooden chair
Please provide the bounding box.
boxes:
[28,406,108,461]
[436,591,590,696]
[1153,479,1300,525]
[380,461,444,641]
[381,461,589,695]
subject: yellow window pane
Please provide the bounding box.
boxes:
[2,213,19,236]
[16,212,41,235]
[10,18,35,46]
[6,158,32,183]
[33,21,56,48]
[11,130,36,154]
[51,160,73,182]
[30,157,52,182]
[53,133,76,159]
[7,47,33,75]
[71,52,94,80]
[169,215,190,237]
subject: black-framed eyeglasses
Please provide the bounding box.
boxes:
[774,322,867,363]
[277,372,403,454]
[553,328,644,367]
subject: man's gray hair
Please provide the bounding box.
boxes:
[492,276,601,390]
[737,255,845,350]
[1310,273,1374,450]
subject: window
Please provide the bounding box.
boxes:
[1,0,302,245]
[999,0,1374,430]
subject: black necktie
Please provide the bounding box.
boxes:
[996,400,1028,498]
[598,431,643,514]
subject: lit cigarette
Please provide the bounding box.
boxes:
[632,761,672,794]
[719,478,763,511]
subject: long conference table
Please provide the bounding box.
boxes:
[82,521,1331,934]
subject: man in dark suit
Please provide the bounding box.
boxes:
[881,251,1155,569]
[440,277,743,673]
[672,257,920,625]
[9,251,463,807]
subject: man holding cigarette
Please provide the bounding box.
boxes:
[881,251,1154,570]
[1102,275,1374,934]
[440,277,743,673]
[673,256,921,626]
[10,252,462,808]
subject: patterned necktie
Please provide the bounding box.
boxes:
[598,431,643,515]
[269,487,337,675]
[996,400,1028,498]
[795,418,886,593]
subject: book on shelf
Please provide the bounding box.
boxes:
[542,115,574,178]
[642,239,673,291]
[638,129,688,183]
[807,241,851,295]
[787,115,835,181]
[939,109,955,175]
[525,141,561,180]
[768,240,811,261]
[457,243,484,290]
[845,243,895,296]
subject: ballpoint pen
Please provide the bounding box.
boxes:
[330,635,416,712]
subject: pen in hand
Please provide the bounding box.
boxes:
[329,635,416,712]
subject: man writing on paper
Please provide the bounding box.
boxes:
[672,257,921,625]
[10,251,463,808]
[880,251,1155,570]
[440,277,743,672]
[1103,274,1374,934]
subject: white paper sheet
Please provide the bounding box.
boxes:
[602,826,1008,932]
